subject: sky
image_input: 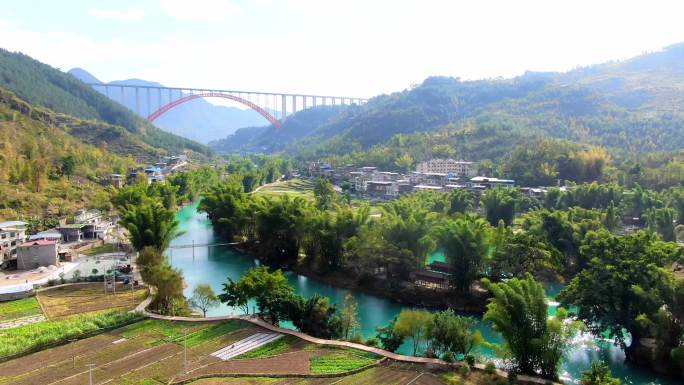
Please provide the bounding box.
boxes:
[1,0,684,99]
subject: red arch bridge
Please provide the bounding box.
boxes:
[85,83,368,128]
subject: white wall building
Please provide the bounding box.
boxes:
[0,221,27,265]
[416,159,476,177]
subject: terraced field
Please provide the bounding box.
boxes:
[254,179,314,200]
[36,283,148,319]
[0,296,42,322]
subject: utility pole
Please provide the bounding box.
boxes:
[183,328,188,373]
[192,240,195,261]
[70,339,76,368]
[86,363,95,385]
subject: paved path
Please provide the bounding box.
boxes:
[0,314,45,330]
[134,295,558,385]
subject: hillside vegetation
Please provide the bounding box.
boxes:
[211,43,684,173]
[0,87,135,220]
[0,49,209,155]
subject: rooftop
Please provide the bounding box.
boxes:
[470,176,515,184]
[20,239,57,247]
[0,220,28,229]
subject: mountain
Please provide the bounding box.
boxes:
[0,49,208,156]
[209,43,684,163]
[0,86,136,220]
[68,68,270,144]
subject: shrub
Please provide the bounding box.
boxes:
[458,362,470,376]
[465,355,476,366]
[442,351,455,363]
[484,361,497,375]
[364,336,379,347]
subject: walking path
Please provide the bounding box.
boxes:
[134,295,559,385]
[0,314,45,330]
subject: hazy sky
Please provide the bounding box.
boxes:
[1,0,684,98]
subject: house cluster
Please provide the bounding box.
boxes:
[101,155,187,188]
[0,209,115,270]
[308,158,515,199]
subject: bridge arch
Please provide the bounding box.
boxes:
[147,92,282,128]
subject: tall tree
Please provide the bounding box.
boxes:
[394,308,433,356]
[437,214,492,292]
[481,187,518,226]
[119,200,181,251]
[340,292,361,340]
[426,309,481,358]
[189,284,219,317]
[558,230,681,360]
[483,274,578,379]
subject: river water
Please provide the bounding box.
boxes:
[169,202,677,385]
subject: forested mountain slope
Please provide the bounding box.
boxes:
[0,49,208,155]
[211,43,684,161]
[0,87,135,220]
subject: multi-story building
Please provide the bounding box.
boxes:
[74,209,102,225]
[0,221,27,267]
[416,159,476,177]
[16,239,58,269]
[366,181,398,197]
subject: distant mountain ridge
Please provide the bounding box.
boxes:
[209,42,684,161]
[68,68,270,144]
[0,49,207,156]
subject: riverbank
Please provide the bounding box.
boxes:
[230,242,488,313]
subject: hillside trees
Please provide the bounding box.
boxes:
[558,231,681,360]
[437,214,492,292]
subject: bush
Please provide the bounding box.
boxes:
[484,361,497,375]
[458,362,470,376]
[495,378,508,385]
[349,333,363,343]
[465,355,476,366]
[364,336,379,347]
[442,351,455,363]
[508,371,518,384]
[47,279,57,286]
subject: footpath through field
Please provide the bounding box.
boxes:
[135,295,560,385]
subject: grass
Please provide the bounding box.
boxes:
[0,309,141,359]
[0,297,42,322]
[81,243,119,256]
[236,335,300,359]
[309,349,379,374]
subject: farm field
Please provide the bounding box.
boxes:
[186,361,463,385]
[36,283,148,319]
[0,316,469,385]
[254,179,314,200]
[0,297,42,322]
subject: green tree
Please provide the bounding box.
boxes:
[580,361,621,385]
[149,262,186,316]
[189,284,219,317]
[437,214,492,292]
[427,309,481,358]
[135,246,165,284]
[119,200,181,251]
[483,274,578,379]
[375,316,404,353]
[287,294,342,339]
[219,266,295,325]
[340,292,361,340]
[394,308,433,356]
[481,187,518,226]
[313,178,336,210]
[644,207,676,242]
[447,189,473,215]
[558,230,680,359]
[59,155,76,177]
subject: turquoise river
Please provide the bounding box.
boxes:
[169,202,677,385]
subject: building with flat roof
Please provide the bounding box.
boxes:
[16,239,58,269]
[468,176,515,189]
[0,221,27,267]
[416,159,476,177]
